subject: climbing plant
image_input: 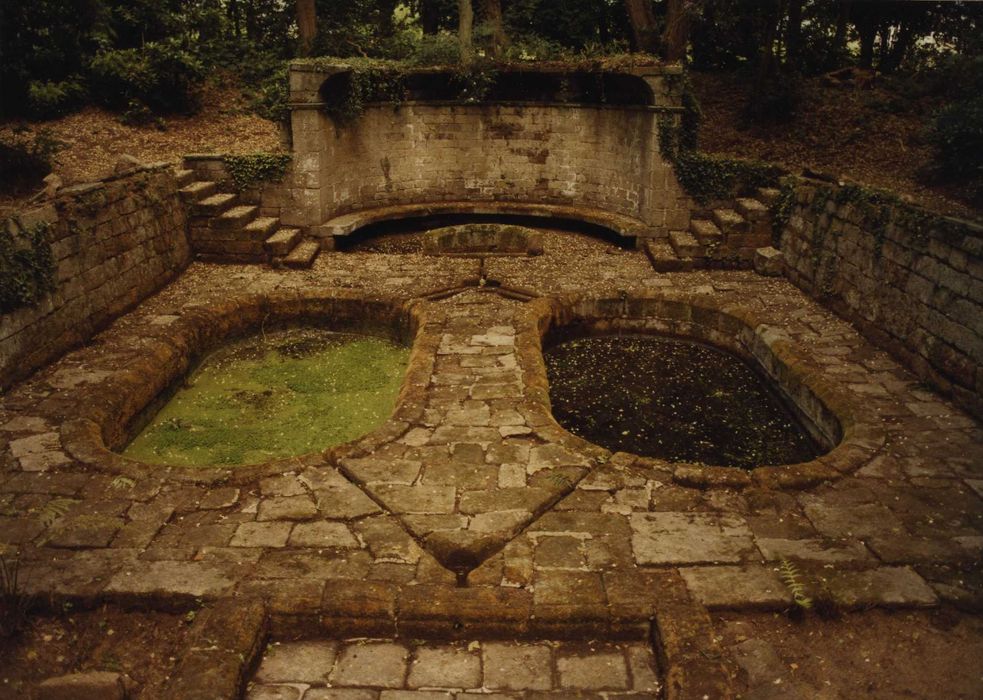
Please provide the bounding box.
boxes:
[223,153,292,192]
[0,221,55,313]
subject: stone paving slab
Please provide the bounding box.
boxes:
[246,638,661,699]
[0,236,981,696]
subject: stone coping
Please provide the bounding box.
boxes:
[56,286,878,493]
[62,290,421,486]
[540,293,886,490]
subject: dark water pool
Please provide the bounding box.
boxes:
[544,334,822,468]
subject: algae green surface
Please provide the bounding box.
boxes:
[124,328,410,466]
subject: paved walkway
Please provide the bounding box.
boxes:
[1,231,980,697]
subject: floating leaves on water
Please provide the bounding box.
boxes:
[544,334,820,469]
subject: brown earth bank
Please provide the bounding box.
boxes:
[0,607,192,699]
[716,607,983,699]
[690,69,979,219]
[0,84,282,216]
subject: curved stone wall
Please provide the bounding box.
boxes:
[285,65,691,239]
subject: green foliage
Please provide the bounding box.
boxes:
[0,551,31,638]
[926,96,983,203]
[408,31,462,65]
[27,78,88,120]
[37,498,75,529]
[89,39,204,115]
[223,153,292,191]
[247,60,291,124]
[0,221,56,313]
[0,130,62,195]
[770,179,797,244]
[321,63,409,125]
[779,558,813,611]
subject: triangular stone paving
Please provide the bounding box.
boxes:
[337,290,596,577]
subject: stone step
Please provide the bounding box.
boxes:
[242,216,280,240]
[173,168,196,187]
[179,181,217,203]
[756,187,782,205]
[193,192,237,217]
[735,197,770,221]
[712,208,747,233]
[669,230,703,259]
[265,227,302,257]
[282,238,320,269]
[689,218,722,245]
[643,240,694,272]
[211,204,259,230]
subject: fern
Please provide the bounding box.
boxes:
[109,476,136,490]
[37,498,74,528]
[779,558,813,610]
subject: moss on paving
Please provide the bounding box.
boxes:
[124,328,409,466]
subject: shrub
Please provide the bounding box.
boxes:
[26,78,87,119]
[247,60,290,124]
[89,39,204,115]
[926,95,983,201]
[0,130,61,195]
[409,31,461,66]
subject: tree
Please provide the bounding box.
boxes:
[459,0,474,66]
[663,0,690,62]
[296,0,316,56]
[625,0,660,53]
[482,0,507,58]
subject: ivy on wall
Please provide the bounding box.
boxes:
[657,110,783,205]
[223,153,292,191]
[0,221,55,313]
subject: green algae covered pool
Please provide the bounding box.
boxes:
[124,328,410,466]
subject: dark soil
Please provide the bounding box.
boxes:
[716,608,983,699]
[543,334,821,468]
[0,608,192,699]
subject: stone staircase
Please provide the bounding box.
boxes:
[645,187,780,271]
[173,168,319,268]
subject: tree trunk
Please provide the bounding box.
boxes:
[663,0,689,63]
[296,0,316,57]
[830,1,850,68]
[459,0,474,67]
[481,0,507,58]
[229,0,241,38]
[786,0,803,68]
[421,0,440,34]
[624,0,660,54]
[853,6,879,69]
[749,0,781,114]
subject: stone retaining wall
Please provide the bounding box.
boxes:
[779,180,983,418]
[286,64,690,237]
[0,164,190,391]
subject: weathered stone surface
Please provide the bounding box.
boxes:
[556,651,629,690]
[232,522,293,548]
[255,641,338,683]
[482,643,552,691]
[330,642,408,688]
[755,537,872,563]
[407,645,482,689]
[822,566,938,607]
[631,512,756,564]
[680,565,793,609]
[38,671,132,700]
[288,521,358,548]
